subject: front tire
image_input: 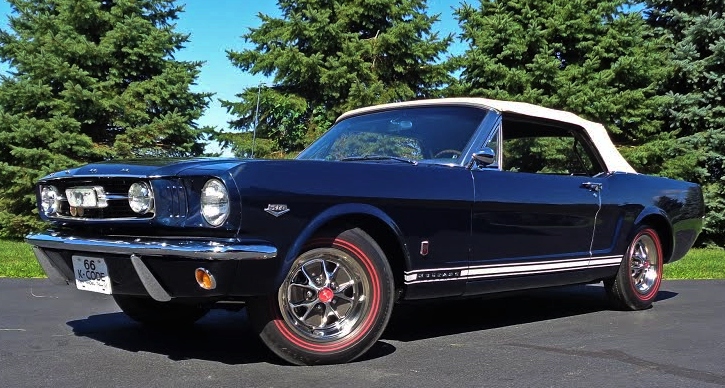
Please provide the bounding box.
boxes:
[113,295,210,327]
[248,227,395,365]
[605,226,664,310]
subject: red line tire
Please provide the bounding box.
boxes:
[604,226,664,310]
[248,227,395,365]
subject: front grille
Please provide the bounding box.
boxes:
[49,178,154,220]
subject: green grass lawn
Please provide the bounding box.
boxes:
[663,248,725,279]
[1,238,724,279]
[1,238,44,278]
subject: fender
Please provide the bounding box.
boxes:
[275,203,412,287]
[634,206,670,227]
[632,205,674,262]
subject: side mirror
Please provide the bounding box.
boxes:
[469,147,496,168]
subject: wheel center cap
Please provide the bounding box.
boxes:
[318,287,334,303]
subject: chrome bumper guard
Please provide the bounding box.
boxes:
[26,231,278,302]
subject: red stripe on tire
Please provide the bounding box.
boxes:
[272,237,382,353]
[631,229,663,302]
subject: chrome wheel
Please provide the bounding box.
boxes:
[249,228,395,365]
[605,226,663,310]
[629,233,660,295]
[278,248,369,342]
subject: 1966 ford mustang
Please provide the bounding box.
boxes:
[27,98,704,365]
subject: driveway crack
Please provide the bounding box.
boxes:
[507,343,725,386]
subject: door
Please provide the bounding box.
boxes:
[465,118,605,295]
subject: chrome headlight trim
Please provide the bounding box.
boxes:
[201,179,230,227]
[128,182,154,214]
[40,185,60,215]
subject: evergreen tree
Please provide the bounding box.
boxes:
[645,1,725,243]
[453,0,670,147]
[0,0,212,237]
[216,0,452,158]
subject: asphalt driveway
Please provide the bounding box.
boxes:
[1,279,723,387]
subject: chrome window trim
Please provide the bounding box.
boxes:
[461,110,501,169]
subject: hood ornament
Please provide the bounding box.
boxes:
[265,204,290,217]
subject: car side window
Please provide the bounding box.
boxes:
[500,120,604,176]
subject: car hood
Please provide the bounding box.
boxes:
[37,157,436,182]
[38,158,245,181]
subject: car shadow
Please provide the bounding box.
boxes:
[68,309,274,364]
[382,284,678,342]
[67,308,396,365]
[67,284,677,365]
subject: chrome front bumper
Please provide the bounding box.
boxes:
[26,231,277,260]
[26,231,278,302]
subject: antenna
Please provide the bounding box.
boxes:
[251,82,263,158]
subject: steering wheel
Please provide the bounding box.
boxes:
[433,149,462,159]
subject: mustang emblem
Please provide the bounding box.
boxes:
[265,204,290,217]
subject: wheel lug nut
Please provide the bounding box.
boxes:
[305,291,313,299]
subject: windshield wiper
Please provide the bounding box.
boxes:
[339,155,417,165]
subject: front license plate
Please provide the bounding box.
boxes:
[72,256,112,294]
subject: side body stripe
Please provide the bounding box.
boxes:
[404,255,622,284]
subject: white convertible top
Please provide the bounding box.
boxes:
[337,98,636,173]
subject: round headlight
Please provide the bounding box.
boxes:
[128,182,154,214]
[201,179,229,226]
[40,186,60,215]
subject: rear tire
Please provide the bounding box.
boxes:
[248,227,395,365]
[604,226,663,310]
[113,295,210,327]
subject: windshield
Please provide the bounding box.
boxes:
[297,105,489,164]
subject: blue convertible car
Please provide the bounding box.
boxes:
[27,98,704,365]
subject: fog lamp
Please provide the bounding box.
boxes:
[40,186,60,215]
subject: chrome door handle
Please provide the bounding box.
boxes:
[581,182,602,192]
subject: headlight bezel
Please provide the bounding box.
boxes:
[128,181,155,215]
[200,178,230,227]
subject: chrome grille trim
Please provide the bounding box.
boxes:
[43,178,156,221]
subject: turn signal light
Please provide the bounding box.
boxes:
[195,268,216,290]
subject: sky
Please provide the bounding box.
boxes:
[0,0,467,134]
